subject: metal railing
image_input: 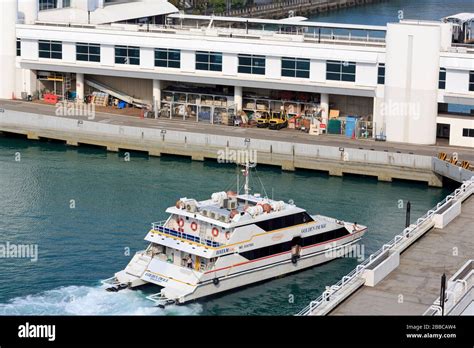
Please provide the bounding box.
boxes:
[152,220,222,248]
[25,19,386,47]
[297,177,474,316]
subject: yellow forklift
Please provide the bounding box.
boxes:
[268,111,288,130]
[256,111,271,128]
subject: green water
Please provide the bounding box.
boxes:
[0,135,451,315]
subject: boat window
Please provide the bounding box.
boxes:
[255,212,313,231]
[239,227,349,261]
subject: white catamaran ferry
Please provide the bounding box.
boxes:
[103,163,367,306]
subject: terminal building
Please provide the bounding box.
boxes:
[0,0,473,148]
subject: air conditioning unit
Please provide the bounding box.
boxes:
[186,202,197,213]
[227,198,238,210]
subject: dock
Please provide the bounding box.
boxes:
[1,100,473,187]
[297,178,474,316]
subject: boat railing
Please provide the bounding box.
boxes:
[296,177,474,316]
[152,221,222,248]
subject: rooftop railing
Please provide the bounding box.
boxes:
[23,20,386,47]
[296,176,474,316]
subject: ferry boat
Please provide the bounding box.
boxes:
[102,163,367,306]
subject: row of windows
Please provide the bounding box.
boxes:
[255,212,313,232]
[239,227,350,261]
[29,41,474,91]
[462,128,474,138]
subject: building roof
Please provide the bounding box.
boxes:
[37,0,178,25]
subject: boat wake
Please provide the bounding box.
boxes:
[0,285,202,315]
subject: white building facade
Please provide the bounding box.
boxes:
[1,0,474,147]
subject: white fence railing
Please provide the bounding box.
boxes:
[296,176,474,316]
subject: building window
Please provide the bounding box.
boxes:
[439,68,446,90]
[39,0,57,10]
[378,63,385,85]
[326,60,356,82]
[38,40,62,59]
[281,57,310,78]
[470,71,474,92]
[76,43,100,62]
[238,54,266,75]
[196,51,222,71]
[16,39,20,57]
[155,48,180,68]
[115,46,140,65]
[462,128,474,137]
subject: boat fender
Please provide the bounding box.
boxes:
[291,255,299,264]
[213,278,220,285]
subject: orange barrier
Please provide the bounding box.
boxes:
[44,93,59,105]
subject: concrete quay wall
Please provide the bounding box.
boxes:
[0,109,442,186]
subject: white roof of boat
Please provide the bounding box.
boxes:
[37,0,178,25]
[165,194,304,228]
[167,13,387,31]
[443,13,474,24]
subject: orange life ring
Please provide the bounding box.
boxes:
[191,221,198,231]
[225,231,231,240]
[212,227,219,237]
[177,218,184,228]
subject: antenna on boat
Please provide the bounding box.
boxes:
[242,138,256,204]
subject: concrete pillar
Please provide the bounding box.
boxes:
[76,73,84,102]
[0,0,17,99]
[384,22,441,145]
[320,93,329,125]
[234,85,243,112]
[153,79,162,113]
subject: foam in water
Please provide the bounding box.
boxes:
[0,285,202,316]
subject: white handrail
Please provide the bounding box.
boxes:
[297,177,474,316]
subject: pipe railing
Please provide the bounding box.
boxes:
[297,177,474,316]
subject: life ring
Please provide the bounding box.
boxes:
[177,218,184,228]
[225,231,231,240]
[211,227,219,237]
[191,221,198,231]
